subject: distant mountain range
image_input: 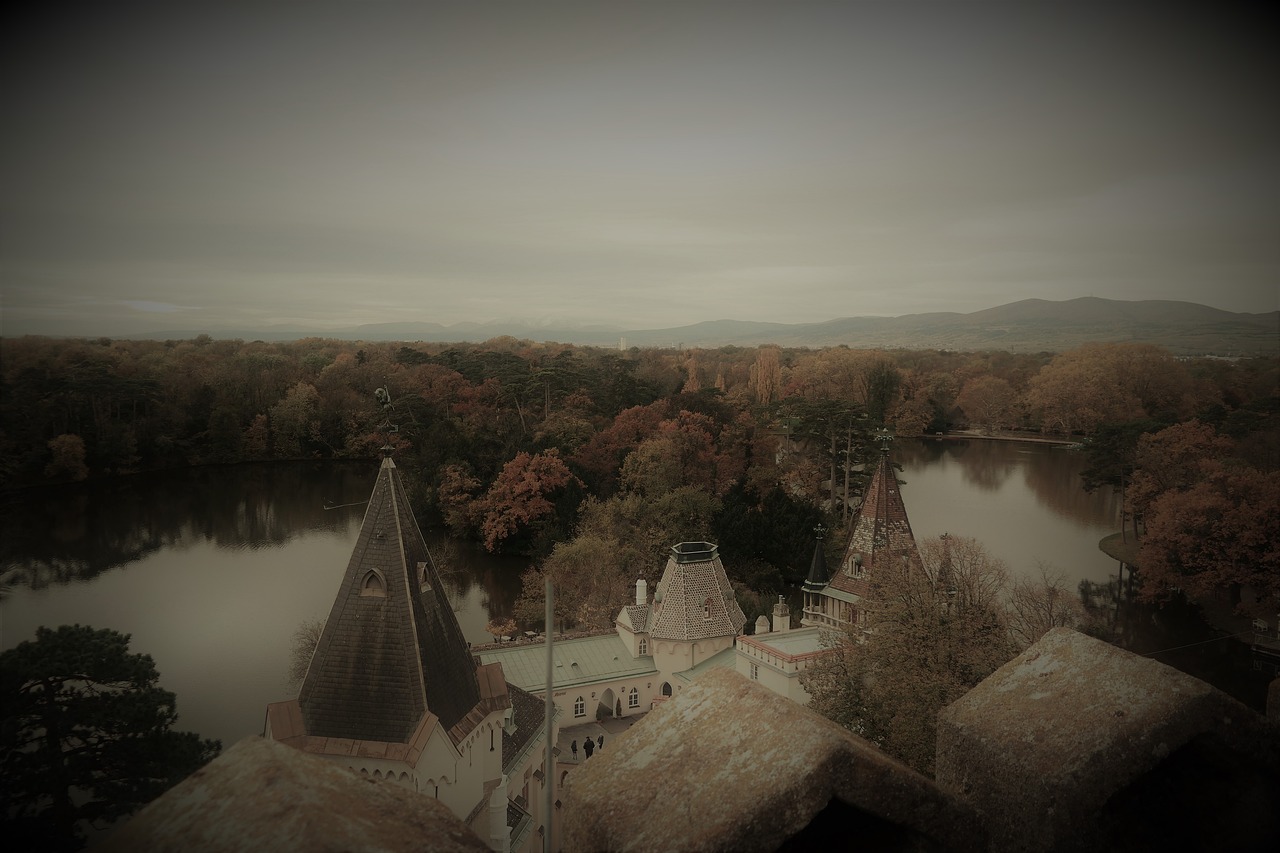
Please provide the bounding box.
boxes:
[141,297,1279,355]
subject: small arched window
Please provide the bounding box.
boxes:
[703,597,712,619]
[628,687,639,708]
[361,569,386,597]
[417,561,431,592]
[573,696,586,717]
[638,638,648,655]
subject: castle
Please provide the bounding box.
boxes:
[257,441,923,850]
[114,443,1278,851]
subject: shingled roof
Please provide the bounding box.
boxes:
[829,450,920,596]
[298,454,485,743]
[618,604,650,633]
[803,534,830,591]
[649,542,746,641]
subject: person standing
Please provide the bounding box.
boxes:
[570,739,578,760]
[583,738,595,758]
[597,735,604,750]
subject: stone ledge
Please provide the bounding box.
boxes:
[936,627,1279,852]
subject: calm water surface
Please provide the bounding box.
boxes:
[894,438,1122,589]
[1,443,1261,747]
[1,462,524,748]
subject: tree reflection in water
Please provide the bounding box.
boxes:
[1,462,373,590]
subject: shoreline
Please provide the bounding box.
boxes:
[933,430,1080,447]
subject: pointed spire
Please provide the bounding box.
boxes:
[829,447,920,595]
[803,523,830,590]
[298,456,482,742]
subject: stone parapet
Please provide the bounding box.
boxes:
[936,628,1279,852]
[101,737,489,852]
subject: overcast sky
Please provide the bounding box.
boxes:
[3,2,1277,337]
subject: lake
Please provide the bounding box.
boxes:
[894,437,1122,590]
[0,461,525,749]
[1,441,1266,749]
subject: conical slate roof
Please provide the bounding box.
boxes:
[803,535,830,591]
[829,450,920,595]
[298,455,482,743]
[649,542,746,641]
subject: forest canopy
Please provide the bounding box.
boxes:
[2,335,1275,625]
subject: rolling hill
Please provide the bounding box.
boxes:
[134,298,1278,355]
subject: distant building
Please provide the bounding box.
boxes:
[264,451,554,853]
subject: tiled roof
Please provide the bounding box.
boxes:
[829,452,920,596]
[298,456,486,743]
[501,684,545,775]
[648,543,746,641]
[619,604,650,632]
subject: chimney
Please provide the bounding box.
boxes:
[636,578,648,606]
[754,615,770,634]
[772,595,791,633]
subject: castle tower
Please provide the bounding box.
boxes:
[265,451,525,847]
[800,525,831,627]
[647,542,746,691]
[820,443,921,630]
[298,452,486,741]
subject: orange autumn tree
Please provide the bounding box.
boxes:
[475,449,583,552]
[1137,467,1280,617]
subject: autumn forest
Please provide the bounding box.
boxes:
[1,334,1277,633]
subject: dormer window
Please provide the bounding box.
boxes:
[418,561,431,592]
[703,597,712,619]
[638,638,648,656]
[361,569,386,597]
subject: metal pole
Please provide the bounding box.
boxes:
[543,579,554,853]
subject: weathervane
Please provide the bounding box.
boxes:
[374,384,399,454]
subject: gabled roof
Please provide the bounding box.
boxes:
[649,542,746,641]
[618,604,651,633]
[829,451,920,596]
[298,455,485,743]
